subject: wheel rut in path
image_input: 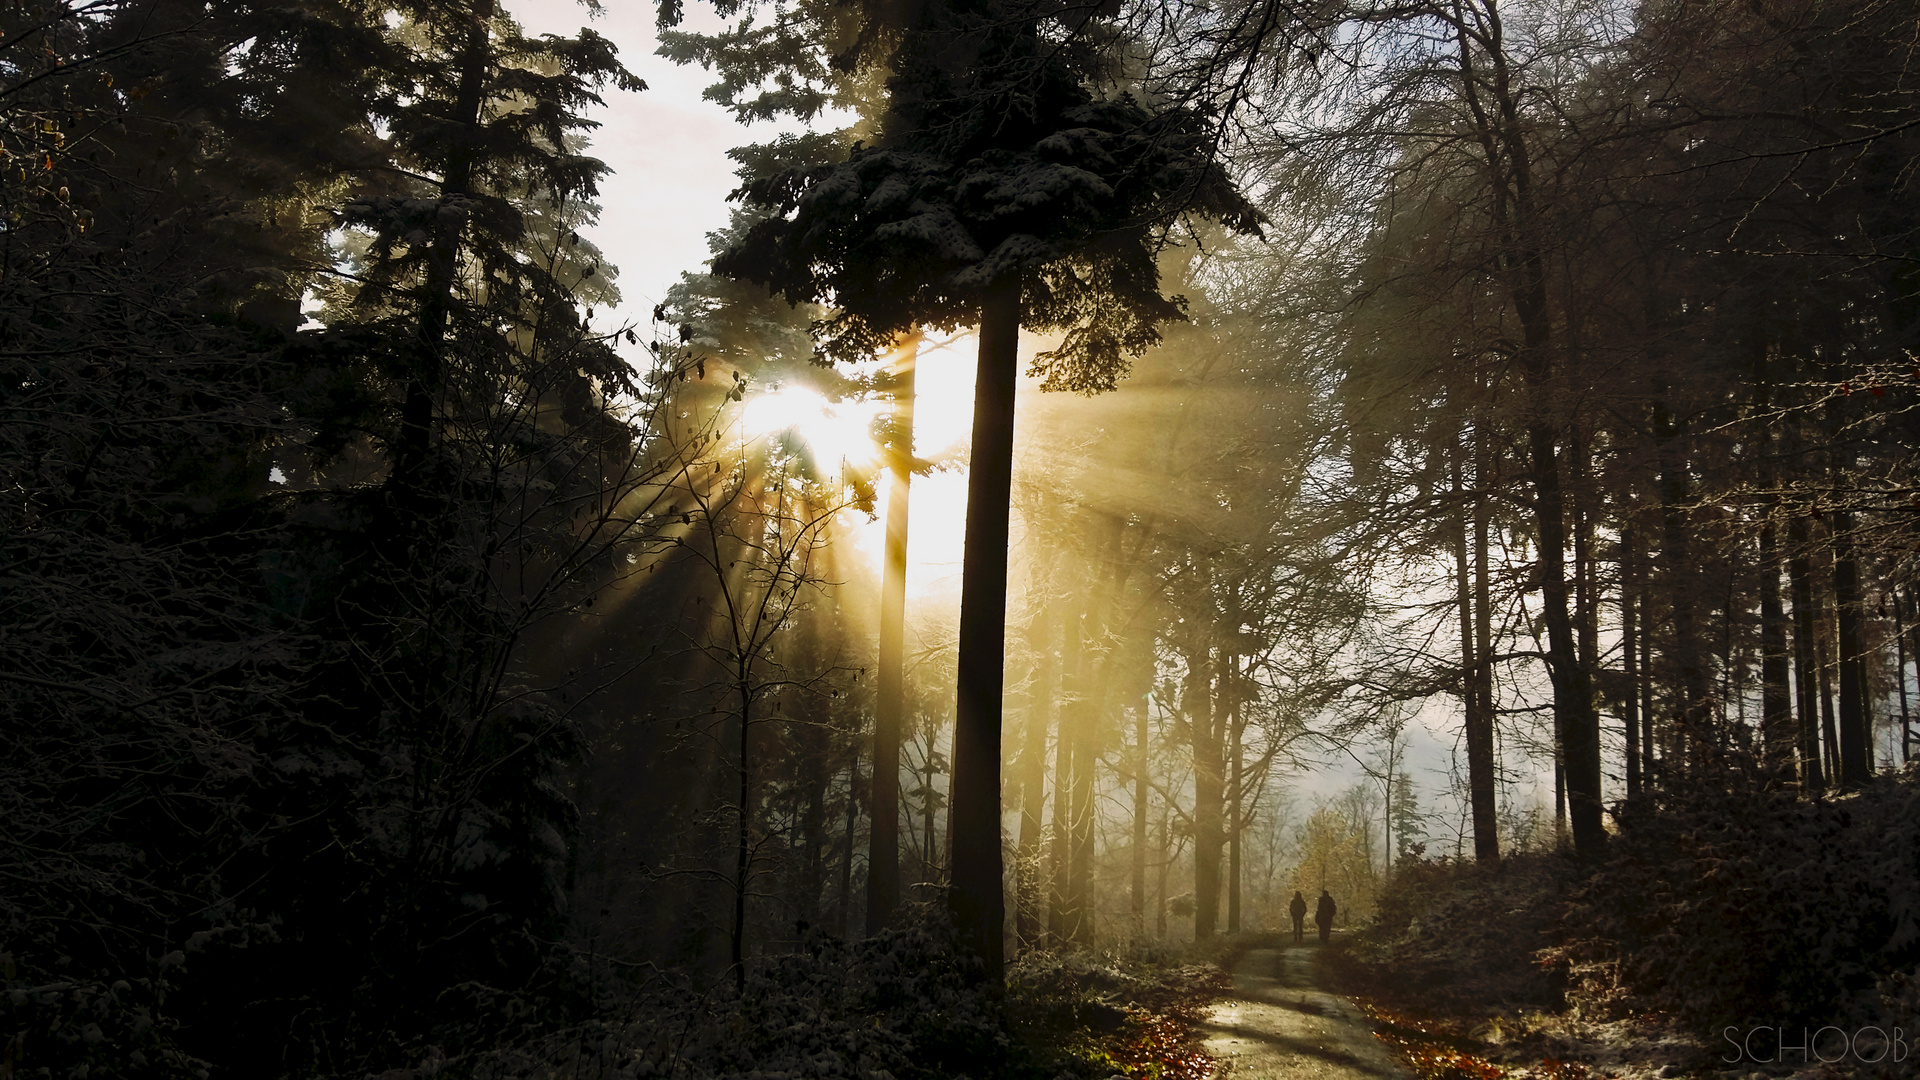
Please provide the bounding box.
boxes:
[1197,944,1409,1080]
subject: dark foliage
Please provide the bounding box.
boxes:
[1332,855,1575,1017]
[0,1,650,1075]
[713,0,1263,389]
[1557,768,1920,1031]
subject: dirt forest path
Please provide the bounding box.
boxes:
[1197,942,1409,1080]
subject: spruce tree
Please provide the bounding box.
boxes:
[710,0,1260,978]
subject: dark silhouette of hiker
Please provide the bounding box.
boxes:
[1315,889,1336,943]
[1289,890,1308,943]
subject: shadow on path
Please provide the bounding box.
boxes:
[1197,943,1409,1080]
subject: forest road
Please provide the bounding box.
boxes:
[1197,944,1409,1080]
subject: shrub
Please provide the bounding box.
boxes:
[1555,767,1920,1031]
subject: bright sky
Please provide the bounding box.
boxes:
[509,0,755,328]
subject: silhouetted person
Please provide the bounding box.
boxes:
[1315,889,1336,943]
[1289,890,1308,943]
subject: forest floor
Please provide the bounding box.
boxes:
[1195,930,1764,1080]
[1198,940,1410,1080]
[1307,854,1830,1080]
[1320,932,1710,1080]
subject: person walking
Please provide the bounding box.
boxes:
[1289,890,1308,944]
[1315,889,1336,944]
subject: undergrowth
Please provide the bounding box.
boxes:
[1007,951,1230,1080]
[337,904,1232,1080]
[1324,766,1920,1079]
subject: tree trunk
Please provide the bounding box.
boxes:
[1573,431,1599,697]
[1654,402,1708,771]
[733,664,753,991]
[1832,509,1873,787]
[802,748,828,927]
[1452,6,1601,858]
[867,334,918,932]
[1470,427,1500,859]
[1516,312,1599,852]
[839,749,860,937]
[924,745,941,883]
[1819,625,1841,784]
[1048,609,1078,944]
[1575,463,1602,815]
[1907,584,1920,762]
[1069,516,1126,945]
[1015,601,1054,953]
[1065,602,1096,946]
[1758,493,1793,776]
[1452,446,1481,837]
[1621,529,1641,798]
[948,275,1021,980]
[1226,664,1243,935]
[397,0,494,487]
[1554,760,1566,841]
[1898,585,1914,765]
[1156,807,1170,940]
[1640,580,1656,784]
[1186,608,1223,941]
[1789,513,1824,792]
[1131,671,1149,937]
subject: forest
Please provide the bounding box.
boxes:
[2,0,1918,1077]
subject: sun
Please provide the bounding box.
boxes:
[737,386,885,471]
[732,336,982,598]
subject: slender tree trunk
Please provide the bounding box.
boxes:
[1526,412,1599,852]
[1156,807,1170,940]
[1819,627,1841,782]
[1758,496,1793,775]
[1554,761,1566,841]
[733,666,752,991]
[1226,666,1243,935]
[1640,582,1656,784]
[802,753,828,927]
[1472,429,1500,858]
[1131,673,1149,937]
[924,746,941,883]
[1048,609,1078,943]
[1454,438,1499,859]
[1789,513,1824,792]
[1907,583,1919,762]
[840,750,859,937]
[1188,628,1223,941]
[1897,585,1914,765]
[1015,601,1054,953]
[867,334,918,932]
[1622,529,1641,798]
[1066,604,1097,946]
[1577,482,1602,812]
[1069,516,1126,945]
[1573,432,1599,697]
[1654,402,1708,771]
[1832,509,1873,787]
